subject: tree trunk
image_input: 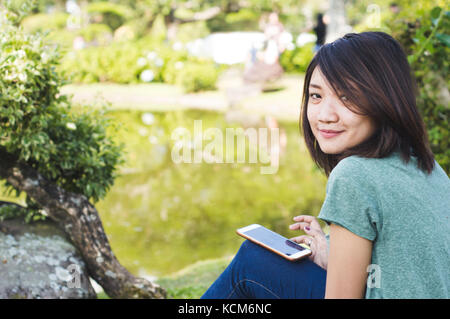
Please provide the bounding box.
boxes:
[0,146,166,299]
[326,0,351,43]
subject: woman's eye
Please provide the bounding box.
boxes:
[309,93,321,100]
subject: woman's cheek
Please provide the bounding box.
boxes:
[307,108,318,137]
[306,106,316,127]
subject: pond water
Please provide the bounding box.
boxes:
[94,109,327,277]
[0,108,327,278]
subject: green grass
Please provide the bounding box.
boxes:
[96,255,233,299]
[156,255,233,299]
[96,291,110,299]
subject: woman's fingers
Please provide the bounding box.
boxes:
[290,235,311,245]
[291,224,322,239]
[289,221,317,234]
[289,222,309,230]
[292,215,322,230]
[290,235,313,248]
[293,215,320,225]
[303,225,321,237]
[293,215,314,222]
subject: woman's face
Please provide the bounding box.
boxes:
[306,67,376,154]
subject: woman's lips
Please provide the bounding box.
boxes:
[319,129,344,138]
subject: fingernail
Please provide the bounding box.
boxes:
[305,226,310,231]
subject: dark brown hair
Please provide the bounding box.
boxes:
[300,31,435,176]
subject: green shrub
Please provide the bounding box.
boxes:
[175,21,210,43]
[0,4,124,211]
[20,13,112,48]
[59,35,222,90]
[150,14,168,43]
[387,6,449,173]
[177,61,219,93]
[20,12,69,34]
[44,29,77,51]
[160,52,190,85]
[279,42,315,73]
[60,37,164,84]
[224,8,260,30]
[207,11,259,32]
[78,23,112,44]
[86,2,134,31]
[61,42,143,83]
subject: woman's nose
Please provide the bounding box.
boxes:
[317,100,339,123]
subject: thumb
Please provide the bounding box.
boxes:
[290,235,312,247]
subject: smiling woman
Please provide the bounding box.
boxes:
[202,31,450,299]
[306,67,377,156]
[301,32,435,177]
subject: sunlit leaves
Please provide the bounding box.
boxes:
[0,5,124,209]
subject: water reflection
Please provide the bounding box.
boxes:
[95,109,326,277]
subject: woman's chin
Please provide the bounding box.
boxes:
[318,144,344,155]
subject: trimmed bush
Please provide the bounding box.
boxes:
[177,61,219,93]
[20,12,69,34]
[86,2,134,31]
[78,23,113,44]
[59,35,221,91]
[279,42,315,74]
[0,5,124,213]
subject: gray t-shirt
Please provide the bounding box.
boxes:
[318,151,450,299]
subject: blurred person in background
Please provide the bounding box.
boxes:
[313,13,327,52]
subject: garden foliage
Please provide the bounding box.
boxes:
[59,36,221,93]
[0,4,124,220]
[279,42,315,74]
[387,5,449,173]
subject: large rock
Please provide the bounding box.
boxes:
[0,206,96,299]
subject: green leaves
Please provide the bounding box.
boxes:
[408,6,448,65]
[0,204,45,223]
[435,33,450,47]
[177,61,219,93]
[58,35,211,87]
[280,43,315,74]
[393,5,450,174]
[431,6,442,26]
[0,4,125,210]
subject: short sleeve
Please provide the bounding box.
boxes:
[318,158,381,241]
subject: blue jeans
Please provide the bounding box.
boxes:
[201,240,327,299]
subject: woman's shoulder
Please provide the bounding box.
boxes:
[331,152,449,186]
[329,155,372,180]
[329,152,407,183]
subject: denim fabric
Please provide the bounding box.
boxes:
[201,240,327,299]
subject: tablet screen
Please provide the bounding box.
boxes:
[244,226,306,256]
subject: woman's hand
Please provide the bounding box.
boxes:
[289,215,329,270]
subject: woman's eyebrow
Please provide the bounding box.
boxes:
[309,83,322,89]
